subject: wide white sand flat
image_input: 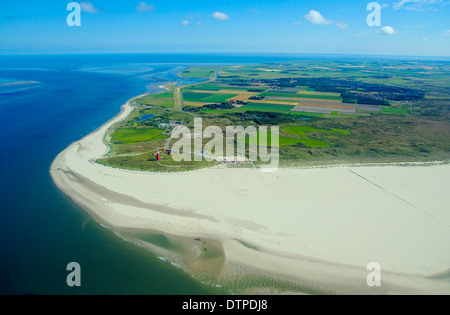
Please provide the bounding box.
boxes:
[51,100,450,294]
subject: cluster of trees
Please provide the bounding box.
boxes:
[249,96,265,101]
[235,111,307,125]
[341,90,391,106]
[226,79,255,86]
[183,103,234,113]
[353,94,391,106]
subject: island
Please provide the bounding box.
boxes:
[51,59,450,294]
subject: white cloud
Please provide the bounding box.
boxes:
[381,26,398,35]
[212,12,229,21]
[445,30,450,35]
[181,20,190,26]
[80,2,99,14]
[136,2,155,12]
[336,22,349,29]
[293,21,302,26]
[392,0,450,11]
[304,10,333,25]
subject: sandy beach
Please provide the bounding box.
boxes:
[50,98,450,294]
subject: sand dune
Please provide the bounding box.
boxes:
[51,98,450,294]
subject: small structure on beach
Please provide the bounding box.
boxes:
[216,156,253,165]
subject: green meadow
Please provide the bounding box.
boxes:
[137,93,175,108]
[239,130,330,148]
[183,91,239,103]
[110,128,168,144]
[238,103,295,113]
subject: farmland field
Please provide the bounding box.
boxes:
[248,99,299,106]
[182,92,214,100]
[239,103,295,113]
[295,93,342,101]
[183,91,239,103]
[101,59,450,171]
[261,92,304,98]
[202,94,239,103]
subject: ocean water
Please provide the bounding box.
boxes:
[0,53,323,295]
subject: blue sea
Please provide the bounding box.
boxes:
[0,53,325,295]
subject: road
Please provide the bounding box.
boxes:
[174,87,184,111]
[173,71,218,111]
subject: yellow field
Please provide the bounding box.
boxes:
[227,95,252,102]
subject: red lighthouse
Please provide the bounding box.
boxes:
[156,153,161,161]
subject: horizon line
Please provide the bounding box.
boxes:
[0,52,449,61]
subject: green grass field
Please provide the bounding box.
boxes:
[150,92,174,98]
[202,94,238,103]
[294,94,342,101]
[137,94,174,108]
[239,103,295,113]
[240,130,329,147]
[261,92,300,98]
[183,91,238,103]
[188,83,223,91]
[110,128,168,144]
[283,126,327,137]
[191,83,253,92]
[182,92,214,100]
[330,128,352,135]
[283,126,351,137]
[381,107,411,115]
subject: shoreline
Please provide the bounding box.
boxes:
[50,96,450,295]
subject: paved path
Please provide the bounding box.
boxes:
[173,71,218,111]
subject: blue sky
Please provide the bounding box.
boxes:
[0,0,449,56]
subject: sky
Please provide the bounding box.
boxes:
[0,0,449,56]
